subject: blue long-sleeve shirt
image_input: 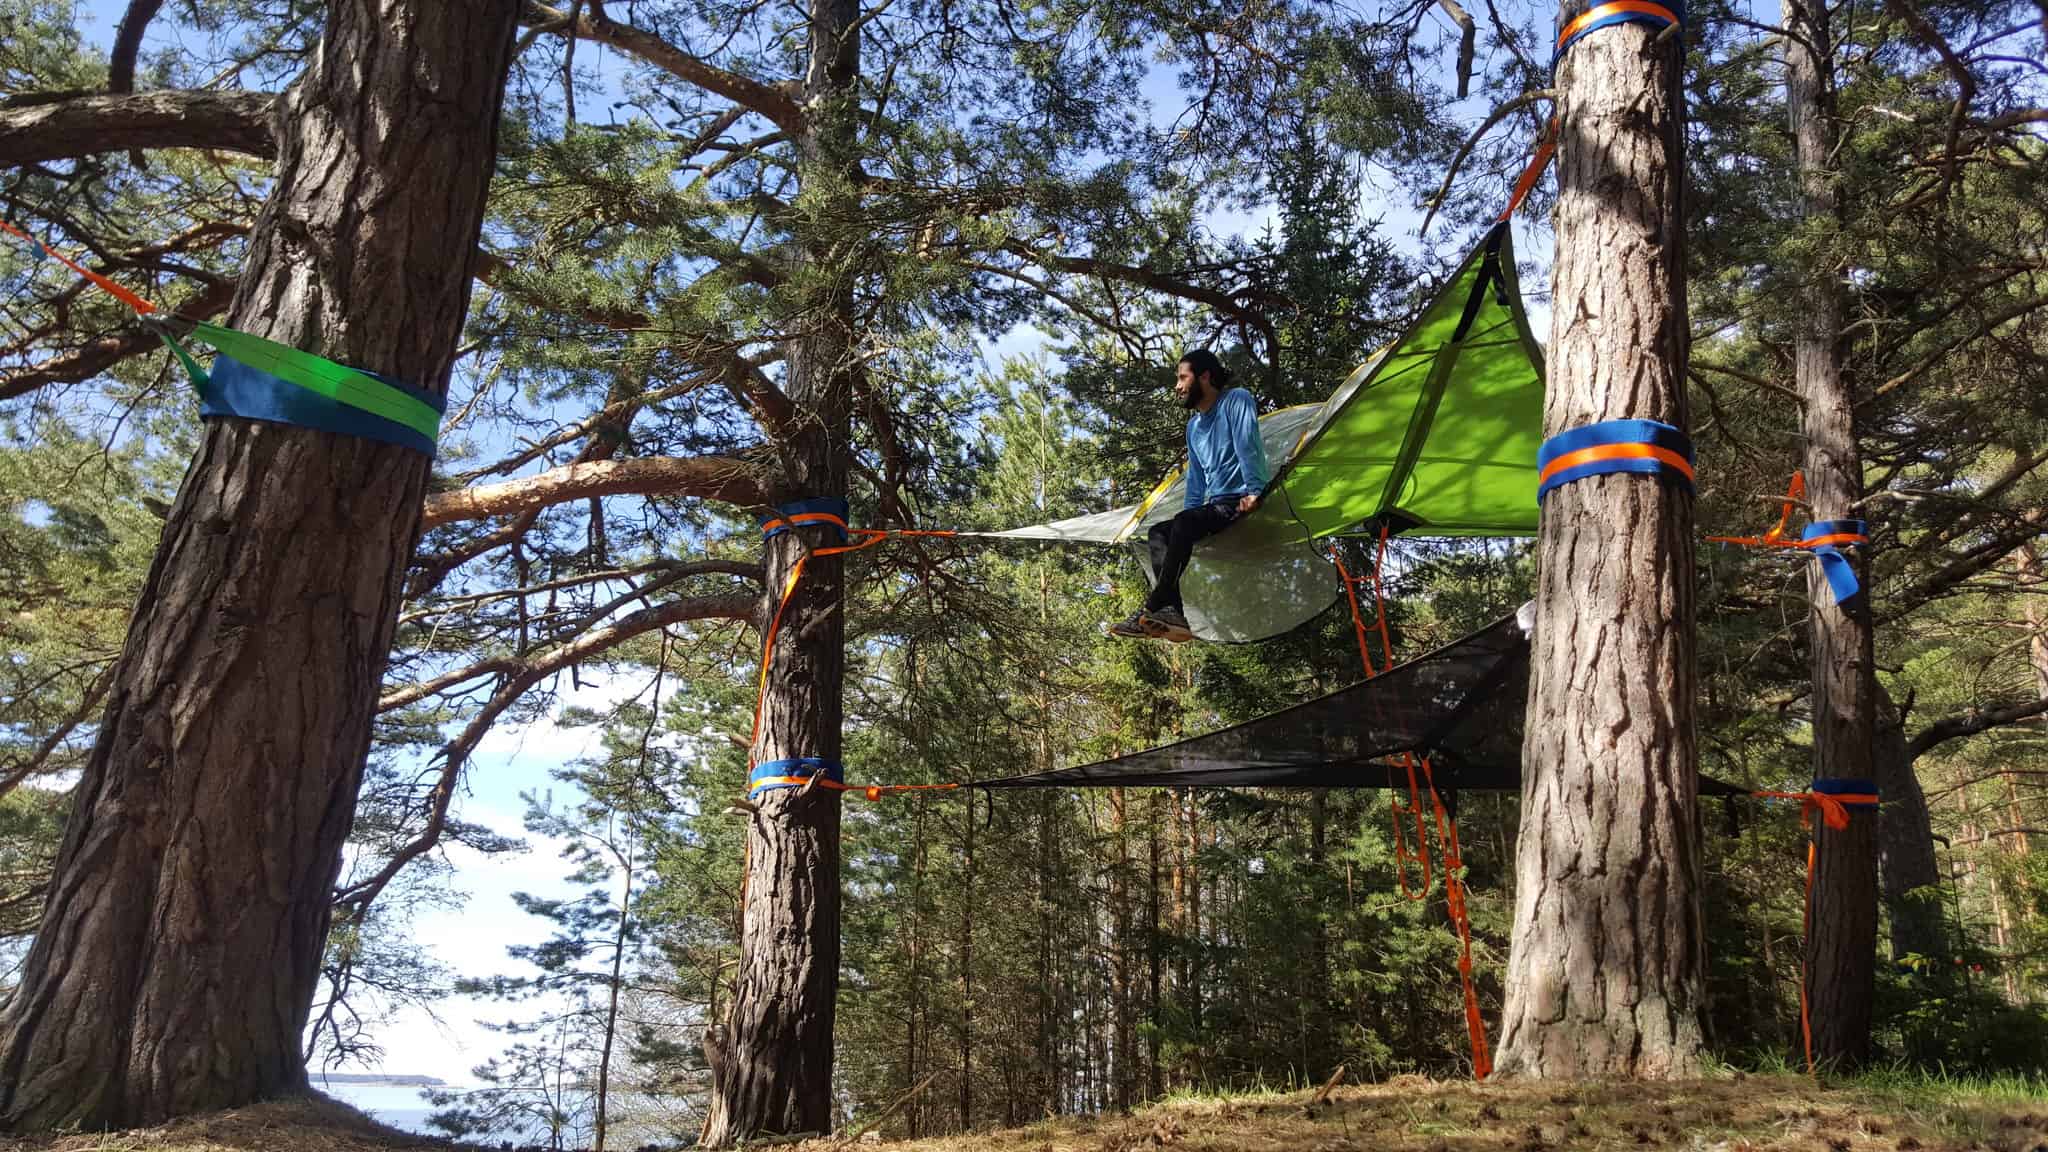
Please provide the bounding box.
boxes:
[1183,387,1270,510]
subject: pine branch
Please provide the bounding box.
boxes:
[0,89,275,165]
[0,278,237,400]
[107,0,168,94]
[522,1,805,136]
[420,453,766,528]
[350,591,757,919]
[1906,695,2048,760]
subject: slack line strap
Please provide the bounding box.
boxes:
[1536,419,1695,502]
[3,221,445,455]
[750,758,844,795]
[760,498,851,541]
[1555,0,1684,65]
[1801,519,1868,605]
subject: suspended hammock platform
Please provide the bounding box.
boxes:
[975,607,1745,799]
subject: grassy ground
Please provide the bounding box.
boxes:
[0,1072,2041,1152]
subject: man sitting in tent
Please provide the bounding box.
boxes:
[1109,349,1271,642]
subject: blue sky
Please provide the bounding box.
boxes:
[57,0,1557,1085]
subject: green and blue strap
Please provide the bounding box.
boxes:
[1537,419,1695,502]
[4,219,444,456]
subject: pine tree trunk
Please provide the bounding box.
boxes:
[1786,0,1879,1070]
[594,843,634,1152]
[1491,0,1706,1079]
[0,2,513,1132]
[959,786,975,1130]
[701,0,859,1138]
[1874,686,1944,963]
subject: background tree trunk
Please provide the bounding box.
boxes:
[1874,685,1944,962]
[701,0,857,1138]
[0,1,514,1131]
[1491,0,1706,1079]
[1786,0,1880,1070]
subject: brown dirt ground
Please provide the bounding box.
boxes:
[0,1074,2040,1152]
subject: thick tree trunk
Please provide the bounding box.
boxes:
[1491,0,1706,1080]
[1873,685,1944,962]
[0,2,513,1132]
[700,0,858,1138]
[1785,0,1880,1070]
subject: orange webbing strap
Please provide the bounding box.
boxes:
[750,516,960,799]
[1328,550,1378,680]
[1752,784,1875,1073]
[1497,119,1559,223]
[1422,756,1493,1079]
[1706,471,1806,548]
[1366,527,1433,902]
[2,219,161,316]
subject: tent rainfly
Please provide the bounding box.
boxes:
[974,221,1547,642]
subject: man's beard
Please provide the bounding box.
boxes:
[1180,382,1204,410]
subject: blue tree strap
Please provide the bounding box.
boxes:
[750,758,845,796]
[1800,519,1868,605]
[1554,0,1685,69]
[1536,419,1695,502]
[760,497,850,542]
[1811,777,1880,809]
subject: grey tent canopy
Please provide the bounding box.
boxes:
[975,608,1745,798]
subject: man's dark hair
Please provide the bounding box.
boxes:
[1179,348,1229,390]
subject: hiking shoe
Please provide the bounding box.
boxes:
[1143,607,1194,642]
[1105,611,1154,640]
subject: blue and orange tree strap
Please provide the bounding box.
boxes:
[749,500,958,802]
[1707,472,1869,604]
[1537,419,1696,502]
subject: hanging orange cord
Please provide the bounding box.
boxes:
[1751,784,1876,1074]
[1356,523,1492,1080]
[1706,471,1806,548]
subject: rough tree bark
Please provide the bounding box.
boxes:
[1785,0,1880,1070]
[1491,0,1706,1079]
[699,0,858,1138]
[0,1,515,1131]
[1873,684,1944,963]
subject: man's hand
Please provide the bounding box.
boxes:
[1236,493,1260,515]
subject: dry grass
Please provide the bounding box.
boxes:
[0,1095,439,1152]
[858,1075,2048,1152]
[0,1075,2038,1152]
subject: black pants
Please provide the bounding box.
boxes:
[1145,501,1241,613]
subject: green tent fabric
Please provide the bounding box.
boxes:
[978,222,1546,642]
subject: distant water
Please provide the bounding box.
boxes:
[313,1079,444,1135]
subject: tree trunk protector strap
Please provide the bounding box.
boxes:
[1553,0,1683,68]
[1536,420,1695,502]
[1801,520,1868,604]
[750,758,844,795]
[760,498,851,541]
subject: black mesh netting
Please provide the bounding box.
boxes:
[977,610,1743,796]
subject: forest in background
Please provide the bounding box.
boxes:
[1,0,2045,1145]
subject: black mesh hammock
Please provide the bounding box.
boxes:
[975,609,1745,798]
